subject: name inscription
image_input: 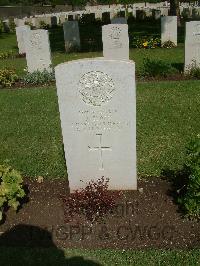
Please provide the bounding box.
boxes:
[72,109,130,132]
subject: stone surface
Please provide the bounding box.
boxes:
[15,18,25,27]
[161,16,177,45]
[25,29,52,73]
[51,16,57,26]
[111,17,127,24]
[55,58,137,191]
[185,21,200,71]
[16,25,31,54]
[60,14,66,24]
[63,21,80,52]
[153,9,161,19]
[102,24,129,60]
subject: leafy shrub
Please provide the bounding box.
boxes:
[8,17,16,33]
[0,19,4,33]
[178,135,200,220]
[0,50,15,60]
[162,40,176,48]
[185,64,200,79]
[142,58,177,77]
[39,21,49,30]
[0,164,26,221]
[22,69,55,85]
[62,177,121,222]
[0,68,18,88]
[134,37,161,49]
[0,51,25,60]
[24,21,34,29]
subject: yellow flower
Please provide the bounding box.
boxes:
[143,42,148,47]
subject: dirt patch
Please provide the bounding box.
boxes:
[0,177,199,250]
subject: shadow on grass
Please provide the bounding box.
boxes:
[161,166,189,207]
[0,224,102,265]
[171,63,184,73]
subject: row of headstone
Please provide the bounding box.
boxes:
[12,7,169,30]
[15,17,199,76]
[62,18,128,54]
[160,17,200,71]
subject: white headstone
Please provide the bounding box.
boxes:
[25,29,52,73]
[102,24,129,60]
[95,11,102,19]
[60,15,66,24]
[16,25,31,54]
[15,18,25,27]
[185,21,200,71]
[161,16,177,46]
[55,58,137,192]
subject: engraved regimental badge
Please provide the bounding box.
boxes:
[79,71,115,106]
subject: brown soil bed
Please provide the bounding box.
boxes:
[0,177,199,250]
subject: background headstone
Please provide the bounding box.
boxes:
[68,15,74,21]
[95,11,102,20]
[3,19,10,32]
[25,29,52,73]
[63,21,80,52]
[15,18,25,27]
[55,59,137,191]
[185,21,200,71]
[111,17,127,24]
[51,16,57,26]
[16,25,31,54]
[60,15,66,24]
[102,24,129,60]
[161,16,177,45]
[153,9,161,19]
[43,16,52,27]
[102,12,111,24]
[136,10,146,20]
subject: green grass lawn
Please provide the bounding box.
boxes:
[0,247,199,265]
[0,80,199,178]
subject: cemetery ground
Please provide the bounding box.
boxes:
[0,23,200,264]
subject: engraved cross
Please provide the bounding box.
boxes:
[88,133,112,170]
